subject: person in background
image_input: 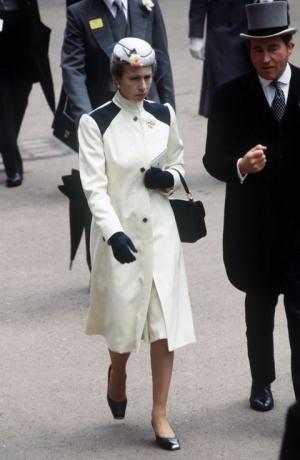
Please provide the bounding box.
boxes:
[0,0,55,187]
[203,1,300,411]
[78,37,195,451]
[61,0,175,122]
[188,0,251,117]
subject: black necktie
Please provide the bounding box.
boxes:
[113,0,127,36]
[270,80,286,122]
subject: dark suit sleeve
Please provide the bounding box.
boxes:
[188,0,209,38]
[151,1,175,110]
[61,6,93,120]
[203,87,242,184]
[22,0,55,112]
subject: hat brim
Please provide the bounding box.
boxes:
[240,27,297,39]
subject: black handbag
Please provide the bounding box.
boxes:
[169,172,207,243]
[52,88,78,152]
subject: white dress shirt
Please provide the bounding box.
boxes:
[237,63,291,183]
[258,63,291,106]
[103,0,128,20]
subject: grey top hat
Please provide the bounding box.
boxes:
[240,1,297,39]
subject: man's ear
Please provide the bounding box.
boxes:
[287,41,295,55]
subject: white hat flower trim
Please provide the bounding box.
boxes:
[142,0,154,12]
[129,53,143,67]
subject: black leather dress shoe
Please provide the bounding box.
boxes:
[6,172,23,188]
[107,365,127,419]
[250,383,274,411]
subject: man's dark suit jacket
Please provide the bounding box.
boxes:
[203,65,300,292]
[61,0,175,120]
[188,0,251,117]
[20,0,55,112]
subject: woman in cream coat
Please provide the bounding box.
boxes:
[78,37,195,451]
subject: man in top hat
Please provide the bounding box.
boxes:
[203,0,300,411]
[61,0,175,122]
[188,0,289,117]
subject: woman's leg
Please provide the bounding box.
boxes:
[108,349,130,401]
[151,339,175,437]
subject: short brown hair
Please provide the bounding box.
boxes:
[110,59,128,79]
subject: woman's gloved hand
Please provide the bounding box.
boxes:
[109,232,137,264]
[144,167,174,190]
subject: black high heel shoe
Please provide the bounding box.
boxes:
[152,422,180,451]
[107,365,127,420]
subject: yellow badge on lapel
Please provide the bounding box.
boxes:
[89,18,103,30]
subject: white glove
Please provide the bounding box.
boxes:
[189,37,205,60]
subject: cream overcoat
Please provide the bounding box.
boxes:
[78,92,195,353]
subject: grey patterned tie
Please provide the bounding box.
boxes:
[113,0,127,36]
[270,80,286,122]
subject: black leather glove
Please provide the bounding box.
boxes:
[109,232,137,264]
[144,167,174,190]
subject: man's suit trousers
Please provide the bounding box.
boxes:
[0,66,32,177]
[245,231,300,400]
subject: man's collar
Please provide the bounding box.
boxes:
[103,0,128,8]
[258,63,291,88]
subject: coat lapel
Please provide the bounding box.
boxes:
[87,0,114,58]
[284,65,300,121]
[247,71,277,125]
[128,0,149,38]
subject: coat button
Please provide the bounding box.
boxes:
[142,217,148,223]
[140,167,145,172]
[102,236,106,242]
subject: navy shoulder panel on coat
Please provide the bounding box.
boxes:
[89,102,121,136]
[143,101,171,126]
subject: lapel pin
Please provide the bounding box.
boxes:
[89,18,104,30]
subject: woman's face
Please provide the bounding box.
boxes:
[116,65,153,102]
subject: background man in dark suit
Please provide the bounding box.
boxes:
[0,0,55,187]
[188,0,252,117]
[203,1,300,411]
[61,0,175,121]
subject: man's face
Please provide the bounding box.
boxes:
[250,36,294,80]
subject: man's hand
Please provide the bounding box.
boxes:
[189,38,205,60]
[238,144,267,175]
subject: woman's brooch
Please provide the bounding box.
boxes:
[146,119,156,129]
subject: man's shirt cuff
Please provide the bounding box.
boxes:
[237,158,248,183]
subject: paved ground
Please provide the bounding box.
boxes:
[1,1,300,459]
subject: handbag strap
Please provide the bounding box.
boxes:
[171,169,194,201]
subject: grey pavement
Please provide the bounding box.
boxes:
[1,1,300,459]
